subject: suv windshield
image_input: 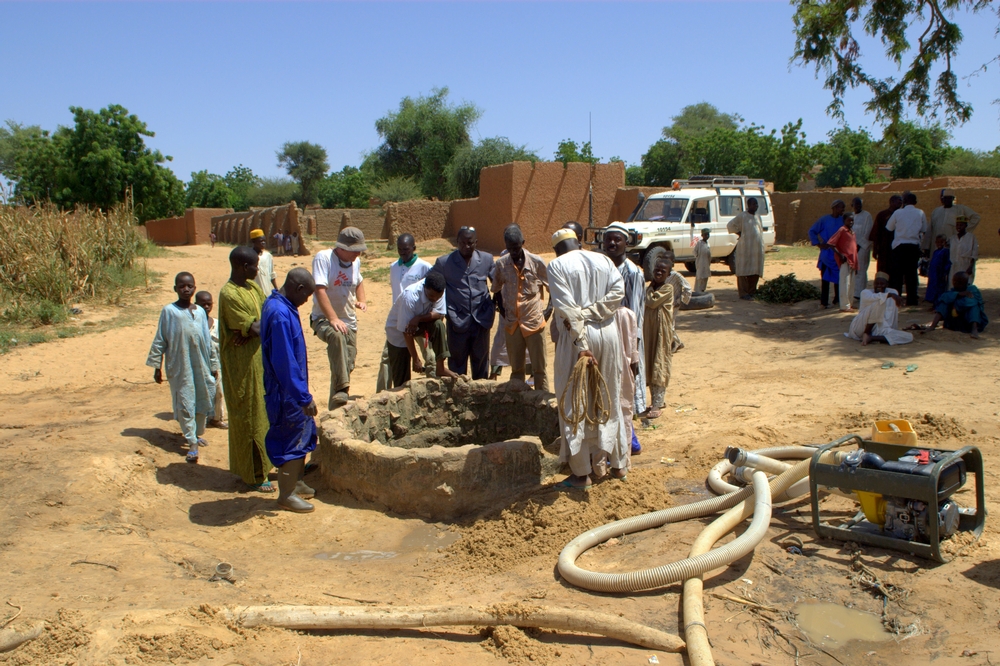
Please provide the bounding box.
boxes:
[636,198,688,222]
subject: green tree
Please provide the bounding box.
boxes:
[445,136,538,198]
[224,164,261,211]
[247,177,301,208]
[277,141,329,206]
[553,139,598,165]
[2,105,183,221]
[371,87,482,199]
[185,171,233,208]
[624,164,646,186]
[941,146,1000,178]
[791,0,997,128]
[815,126,877,188]
[878,121,951,179]
[317,166,372,209]
[640,140,684,186]
[663,103,740,142]
[0,121,45,178]
[371,176,423,203]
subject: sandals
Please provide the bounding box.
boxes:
[645,408,664,420]
[249,480,276,493]
[554,478,591,491]
[186,451,199,464]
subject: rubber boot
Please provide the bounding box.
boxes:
[276,458,314,513]
[295,473,315,500]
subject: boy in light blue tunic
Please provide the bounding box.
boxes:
[147,272,217,463]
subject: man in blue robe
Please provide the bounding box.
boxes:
[809,200,846,308]
[929,272,988,339]
[261,267,320,513]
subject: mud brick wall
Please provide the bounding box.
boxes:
[144,208,230,246]
[385,200,452,245]
[210,203,311,255]
[314,208,384,241]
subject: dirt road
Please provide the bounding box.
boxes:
[1,243,998,665]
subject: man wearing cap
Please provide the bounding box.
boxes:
[886,192,928,306]
[808,200,846,308]
[548,228,629,489]
[310,227,368,408]
[250,229,278,294]
[926,189,981,255]
[727,197,766,299]
[432,227,495,380]
[845,272,913,346]
[602,223,647,419]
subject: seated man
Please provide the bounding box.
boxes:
[385,271,458,387]
[845,271,913,346]
[929,272,988,339]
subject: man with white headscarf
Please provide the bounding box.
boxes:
[846,272,913,346]
[549,228,629,489]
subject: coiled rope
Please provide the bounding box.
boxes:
[558,354,612,435]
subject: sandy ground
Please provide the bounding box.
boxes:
[1,241,999,666]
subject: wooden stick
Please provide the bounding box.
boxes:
[322,593,380,605]
[710,593,780,613]
[1,603,21,629]
[225,605,685,652]
[0,622,44,653]
[71,559,119,571]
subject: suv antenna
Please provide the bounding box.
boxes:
[588,112,593,229]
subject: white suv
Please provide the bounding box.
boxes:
[592,175,776,279]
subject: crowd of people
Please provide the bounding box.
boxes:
[146,194,990,508]
[806,190,988,343]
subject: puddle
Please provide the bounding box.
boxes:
[313,550,397,561]
[794,602,892,647]
[398,523,461,553]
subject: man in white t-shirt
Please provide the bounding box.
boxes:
[384,273,457,388]
[885,191,928,306]
[310,227,367,408]
[376,233,435,392]
[250,229,277,294]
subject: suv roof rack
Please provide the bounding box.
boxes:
[671,175,762,188]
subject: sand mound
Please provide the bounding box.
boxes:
[445,467,675,573]
[837,411,967,443]
[480,626,558,665]
[0,609,90,666]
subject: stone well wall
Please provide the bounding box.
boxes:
[315,378,561,521]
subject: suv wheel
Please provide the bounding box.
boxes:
[642,246,668,281]
[725,254,737,275]
[683,261,697,275]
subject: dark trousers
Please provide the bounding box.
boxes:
[890,243,921,306]
[386,319,450,388]
[446,322,490,379]
[820,281,840,307]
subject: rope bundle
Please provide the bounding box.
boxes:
[559,354,612,435]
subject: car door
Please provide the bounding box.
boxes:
[715,194,743,257]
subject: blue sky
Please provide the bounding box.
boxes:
[3,1,999,183]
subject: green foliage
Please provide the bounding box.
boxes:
[941,146,1000,178]
[640,140,684,186]
[625,164,646,186]
[1,105,184,222]
[790,0,991,128]
[185,170,233,209]
[0,121,45,178]
[815,126,877,188]
[554,139,598,165]
[317,166,372,209]
[224,165,261,211]
[277,141,329,206]
[445,136,538,198]
[371,87,481,200]
[247,177,301,208]
[878,121,951,179]
[754,273,821,304]
[683,120,813,192]
[663,103,740,142]
[371,176,424,203]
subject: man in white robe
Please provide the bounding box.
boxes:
[846,272,913,346]
[548,229,628,489]
[850,197,875,300]
[693,228,712,292]
[726,197,766,299]
[948,218,978,284]
[925,188,981,254]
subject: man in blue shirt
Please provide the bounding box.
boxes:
[809,200,846,308]
[261,267,319,514]
[433,227,496,379]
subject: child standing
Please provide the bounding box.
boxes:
[924,235,951,307]
[827,212,859,312]
[693,228,712,292]
[147,273,217,463]
[643,257,675,420]
[949,217,978,284]
[659,251,691,351]
[195,291,227,429]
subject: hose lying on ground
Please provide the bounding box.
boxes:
[224,605,685,652]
